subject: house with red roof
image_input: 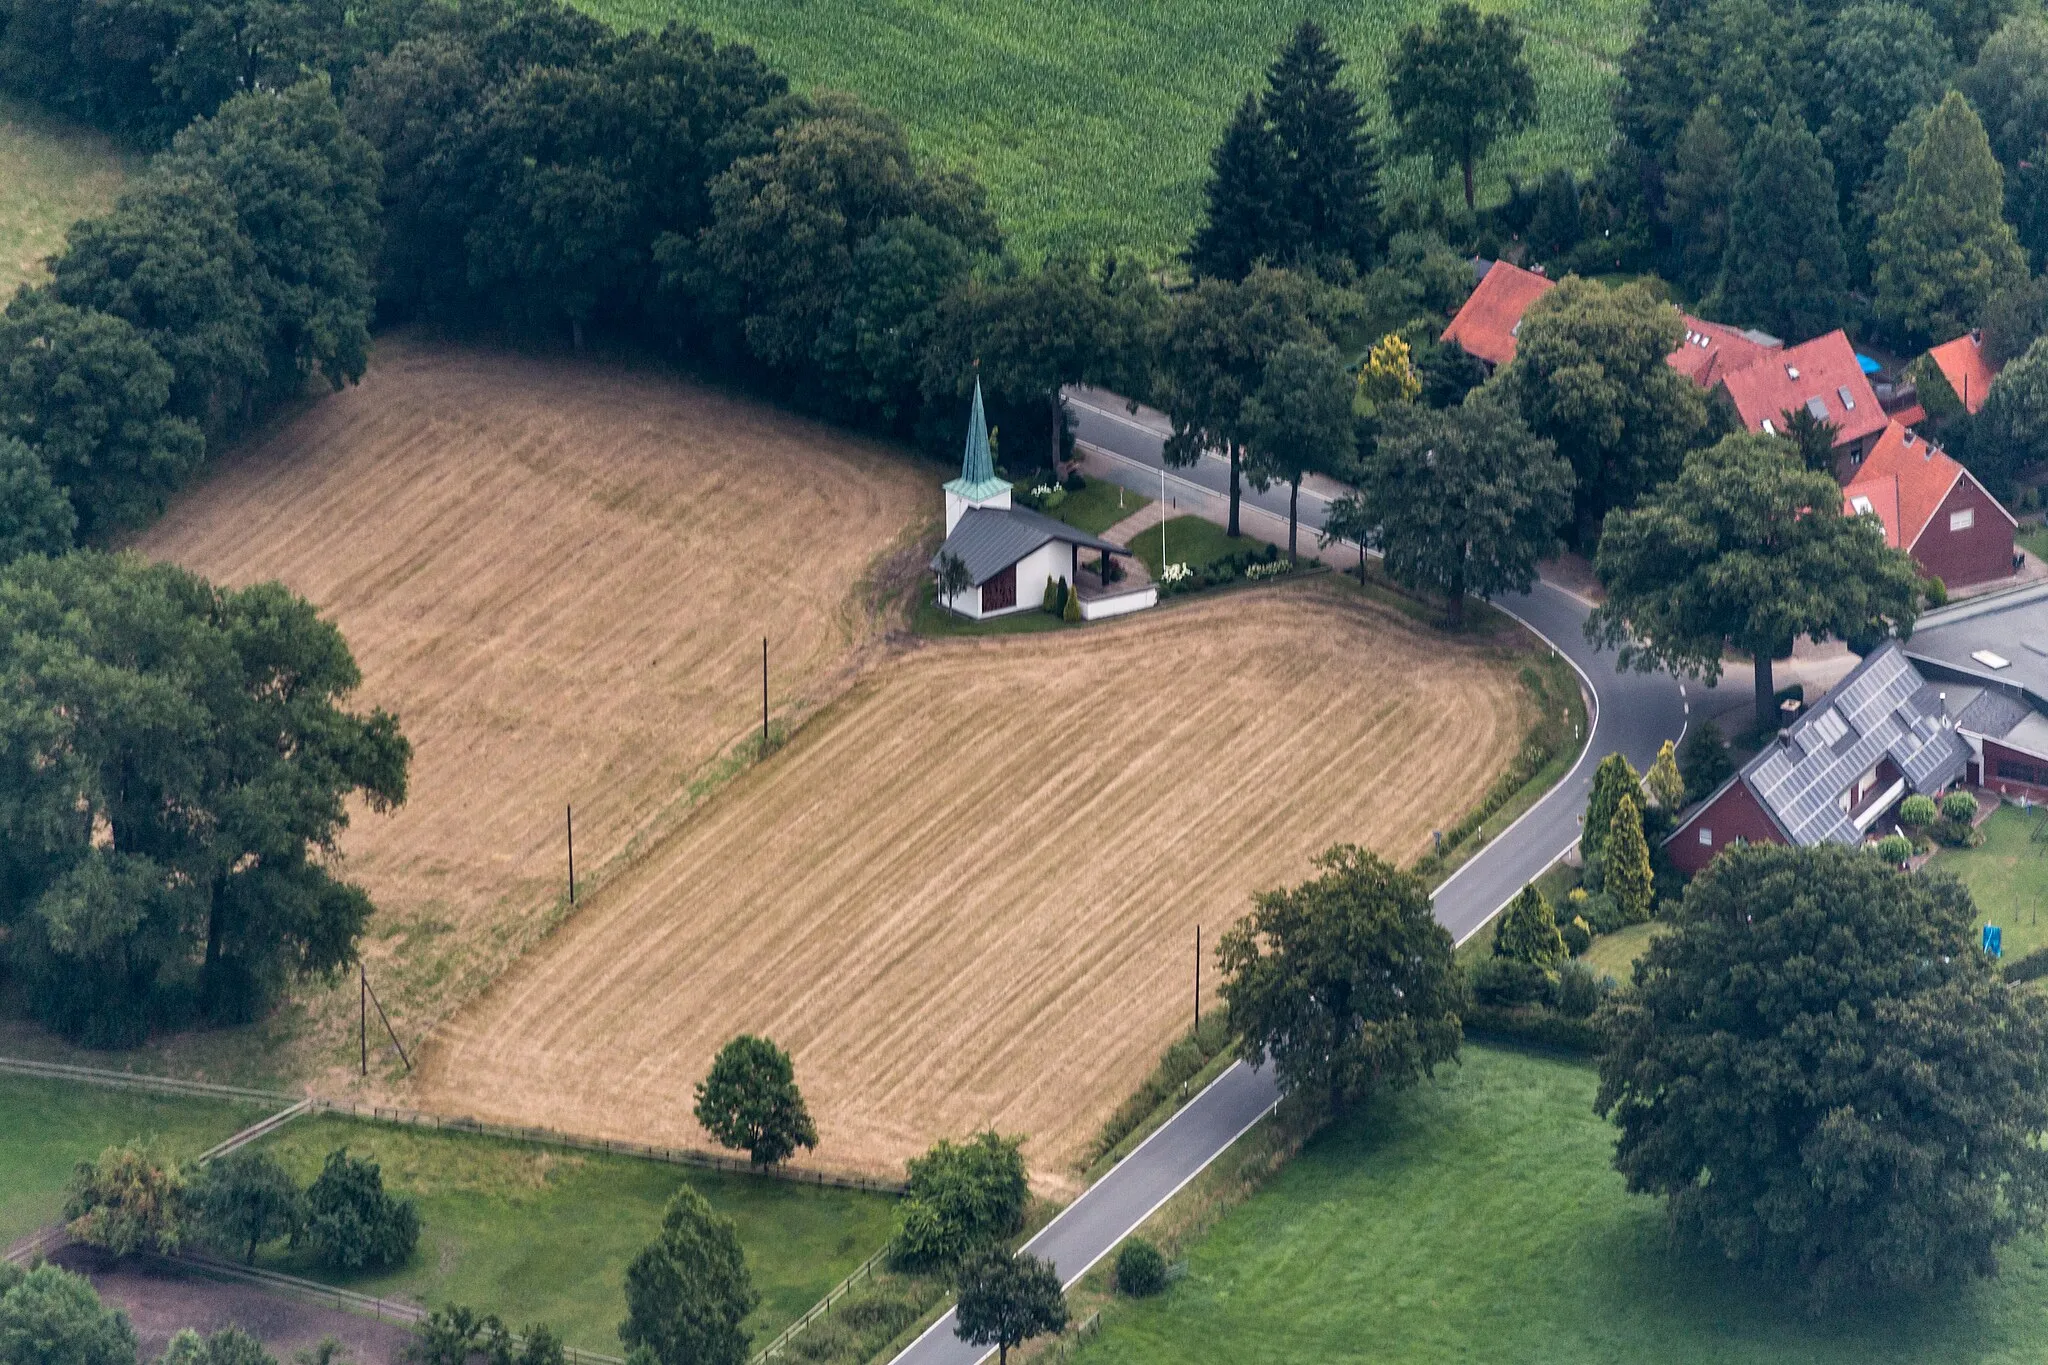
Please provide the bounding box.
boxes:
[1841,420,2015,588]
[1666,316,1781,388]
[1926,330,2000,414]
[1440,260,1554,369]
[1718,330,1888,469]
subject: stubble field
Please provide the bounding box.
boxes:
[417,581,1531,1185]
[133,337,932,1079]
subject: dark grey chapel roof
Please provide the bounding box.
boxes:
[1733,641,1970,848]
[930,506,1130,587]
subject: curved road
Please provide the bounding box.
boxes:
[885,393,1688,1365]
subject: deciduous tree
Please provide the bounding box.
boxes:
[1597,843,2048,1303]
[952,1250,1066,1365]
[158,1326,276,1365]
[0,437,77,565]
[1820,2,1953,215]
[1505,276,1708,544]
[0,1264,138,1365]
[296,1150,418,1272]
[1356,382,1571,628]
[1958,13,2048,267]
[1241,340,1354,560]
[1217,845,1462,1115]
[1958,333,2048,496]
[620,1187,757,1365]
[1872,90,2029,347]
[1586,433,1923,732]
[190,1150,300,1264]
[891,1132,1030,1272]
[64,1143,184,1257]
[1386,2,1537,210]
[693,1034,818,1168]
[1718,107,1848,344]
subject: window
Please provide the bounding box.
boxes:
[1698,827,1713,846]
[1807,396,1830,421]
[1850,495,1875,515]
[1951,507,1975,532]
[1761,419,1776,435]
[1998,758,2048,787]
[980,563,1017,613]
[1837,384,1856,411]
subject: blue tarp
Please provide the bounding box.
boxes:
[1857,353,1882,375]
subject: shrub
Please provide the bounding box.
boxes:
[1578,890,1624,935]
[1560,915,1593,957]
[891,1132,1029,1272]
[1898,794,1938,827]
[1062,582,1081,622]
[64,1142,184,1257]
[1494,884,1565,965]
[1114,1238,1167,1297]
[1932,818,1980,847]
[788,1320,853,1362]
[1462,1002,1602,1053]
[836,1293,920,1338]
[1469,955,1549,1008]
[296,1150,419,1272]
[1873,833,1914,863]
[1549,960,1607,1018]
[1087,1010,1232,1163]
[1679,720,1734,803]
[1063,472,1086,492]
[1041,577,1058,613]
[1942,791,1980,823]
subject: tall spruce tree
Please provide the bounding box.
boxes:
[1821,3,1954,211]
[1188,93,1291,280]
[1262,20,1380,273]
[1873,90,2029,346]
[1718,108,1848,343]
[1581,753,1641,867]
[1494,884,1565,965]
[1659,98,1736,296]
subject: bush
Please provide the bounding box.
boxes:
[1898,794,1938,828]
[890,1132,1030,1272]
[295,1150,419,1272]
[788,1320,853,1362]
[1549,960,1608,1018]
[1114,1238,1167,1297]
[1575,890,1624,935]
[0,1263,139,1365]
[64,1142,184,1257]
[1462,1003,1602,1054]
[1931,817,1981,848]
[1063,472,1086,493]
[1062,582,1081,622]
[1872,833,1914,863]
[190,1150,300,1263]
[1041,577,1059,612]
[836,1292,920,1338]
[1942,791,1980,823]
[1468,955,1549,1008]
[2005,945,2048,983]
[1560,915,1593,957]
[1679,719,1734,804]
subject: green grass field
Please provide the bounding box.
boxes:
[1579,916,1660,981]
[1929,803,2048,960]
[1131,515,1267,581]
[565,0,1635,260]
[251,1116,897,1353]
[1078,1045,2048,1365]
[1042,479,1149,536]
[0,1075,268,1248]
[0,95,134,300]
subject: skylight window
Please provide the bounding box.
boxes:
[1974,650,2012,670]
[1837,385,1856,411]
[1807,396,1830,420]
[1850,495,1874,515]
[1787,365,1801,379]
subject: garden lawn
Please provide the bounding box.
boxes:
[1078,1045,2048,1365]
[1131,516,1266,582]
[1043,480,1148,537]
[1580,917,1661,983]
[1929,803,2048,961]
[563,0,1636,260]
[0,1076,268,1247]
[251,1116,897,1353]
[0,95,134,297]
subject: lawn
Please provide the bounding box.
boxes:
[1928,803,2048,961]
[564,0,1637,260]
[251,1115,897,1353]
[1040,479,1148,537]
[1580,917,1662,982]
[0,1075,269,1248]
[0,94,134,299]
[1078,1045,2048,1365]
[1130,515,1269,582]
[2015,525,2048,563]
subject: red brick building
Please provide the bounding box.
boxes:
[1440,261,1555,369]
[1718,330,1889,468]
[1841,421,2016,589]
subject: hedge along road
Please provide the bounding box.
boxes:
[887,395,1690,1365]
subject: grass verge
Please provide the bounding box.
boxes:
[1069,1045,2048,1365]
[0,1074,269,1247]
[250,1114,898,1353]
[1928,802,2048,961]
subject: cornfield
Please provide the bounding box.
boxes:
[569,0,1639,261]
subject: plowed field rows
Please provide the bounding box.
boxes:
[418,583,1529,1183]
[134,338,931,1075]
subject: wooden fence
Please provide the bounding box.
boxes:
[0,1056,293,1105]
[749,1245,892,1363]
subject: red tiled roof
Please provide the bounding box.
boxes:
[1890,402,1928,429]
[1841,420,2012,550]
[1926,332,1999,414]
[1667,315,1778,388]
[1720,330,1887,448]
[1441,261,1554,368]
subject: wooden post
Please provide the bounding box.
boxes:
[360,966,367,1076]
[1194,924,1201,1038]
[762,637,770,754]
[567,804,575,906]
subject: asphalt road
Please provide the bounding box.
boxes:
[884,394,1690,1365]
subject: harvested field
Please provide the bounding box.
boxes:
[418,581,1532,1185]
[132,337,931,1080]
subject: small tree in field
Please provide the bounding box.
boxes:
[952,1249,1067,1365]
[1605,796,1654,924]
[295,1150,418,1272]
[1218,845,1462,1115]
[694,1035,818,1168]
[191,1150,300,1264]
[65,1142,184,1257]
[1494,884,1565,966]
[620,1187,756,1365]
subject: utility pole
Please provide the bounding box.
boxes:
[762,637,770,754]
[360,966,367,1076]
[567,804,575,906]
[1194,924,1201,1037]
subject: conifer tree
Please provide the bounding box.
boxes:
[1645,740,1685,811]
[1494,884,1565,965]
[1659,98,1737,296]
[1263,20,1380,273]
[1581,753,1642,866]
[1873,90,2029,347]
[1718,108,1848,343]
[1606,795,1655,923]
[1189,93,1291,281]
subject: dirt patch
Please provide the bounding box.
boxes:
[131,337,932,1089]
[58,1247,416,1365]
[415,581,1531,1188]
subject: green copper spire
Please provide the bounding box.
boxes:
[945,377,1010,502]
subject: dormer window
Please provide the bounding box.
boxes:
[1787,365,1801,379]
[1762,419,1776,435]
[1851,495,1874,515]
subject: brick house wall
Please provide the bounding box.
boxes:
[1984,739,2048,802]
[1910,476,2014,588]
[1667,778,1786,874]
